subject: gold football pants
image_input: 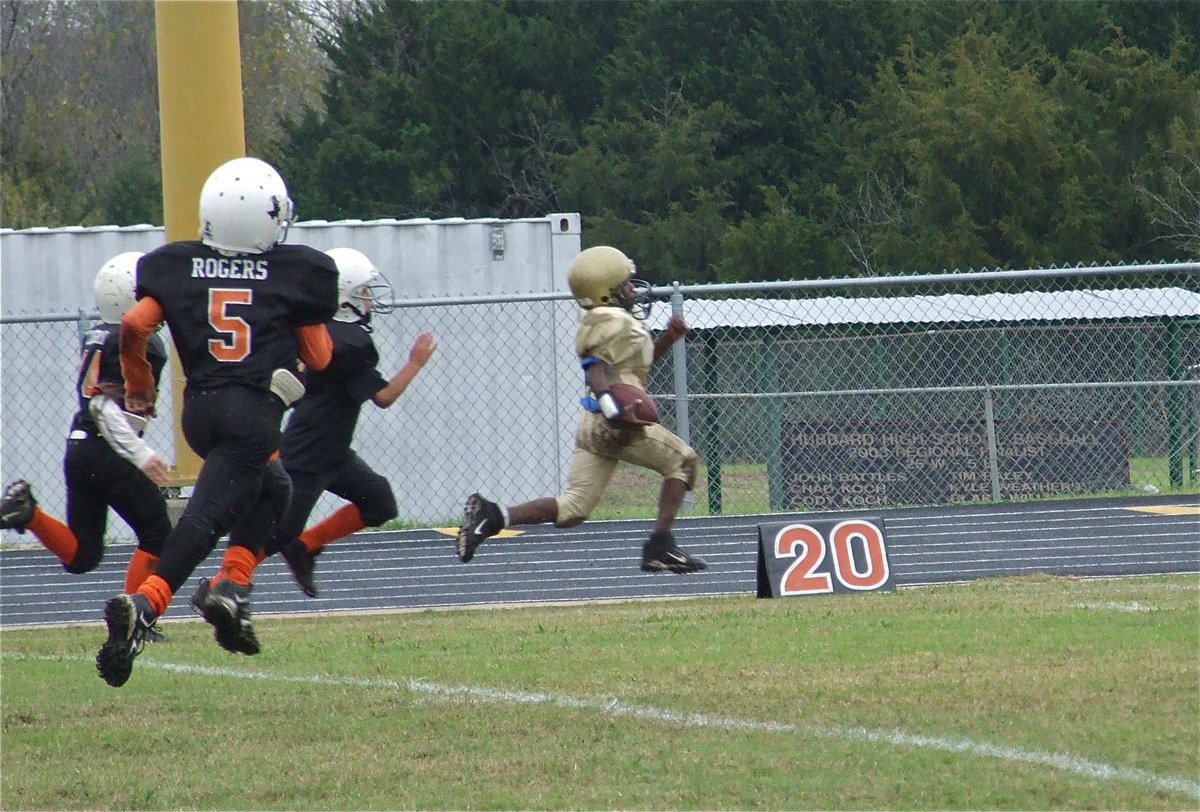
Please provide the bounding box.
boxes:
[554,411,698,527]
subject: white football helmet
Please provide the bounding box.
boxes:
[198,157,294,254]
[93,251,144,324]
[327,247,395,323]
[567,245,651,318]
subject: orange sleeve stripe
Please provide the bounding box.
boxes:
[119,297,164,393]
[81,349,103,396]
[295,324,333,371]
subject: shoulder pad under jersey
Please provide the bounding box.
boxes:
[576,307,637,358]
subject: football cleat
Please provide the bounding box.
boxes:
[280,538,319,598]
[201,578,260,656]
[456,493,504,563]
[0,480,36,533]
[188,577,210,617]
[640,530,707,574]
[95,593,157,687]
[143,621,170,644]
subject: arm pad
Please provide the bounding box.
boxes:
[270,367,306,407]
[596,391,623,420]
[90,393,157,469]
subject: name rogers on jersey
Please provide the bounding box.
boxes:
[191,257,269,280]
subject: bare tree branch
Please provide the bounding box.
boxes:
[481,102,574,217]
[1132,151,1200,258]
[833,168,919,275]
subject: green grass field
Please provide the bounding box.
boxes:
[2,574,1197,810]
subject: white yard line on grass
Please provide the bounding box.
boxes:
[1070,601,1159,612]
[8,652,1200,801]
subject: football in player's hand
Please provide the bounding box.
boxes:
[608,382,659,424]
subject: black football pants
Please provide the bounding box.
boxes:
[61,434,172,574]
[153,385,286,593]
[265,452,397,556]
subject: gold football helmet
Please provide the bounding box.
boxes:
[567,246,651,318]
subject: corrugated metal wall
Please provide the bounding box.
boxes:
[0,214,582,310]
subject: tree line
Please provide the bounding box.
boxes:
[3,0,1197,283]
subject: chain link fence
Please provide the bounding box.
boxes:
[2,263,1197,542]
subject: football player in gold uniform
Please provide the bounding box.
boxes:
[457,245,707,574]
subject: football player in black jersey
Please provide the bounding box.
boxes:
[96,157,338,687]
[0,253,173,603]
[189,247,436,601]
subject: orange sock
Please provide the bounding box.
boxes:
[204,547,268,587]
[213,545,259,586]
[123,548,159,592]
[137,574,173,616]
[26,508,79,567]
[299,504,365,554]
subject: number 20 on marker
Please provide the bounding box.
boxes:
[774,520,890,595]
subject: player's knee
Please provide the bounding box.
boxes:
[138,515,172,559]
[360,494,398,527]
[176,512,223,559]
[357,475,397,527]
[554,492,596,528]
[262,461,292,520]
[680,446,699,489]
[64,544,103,574]
[665,446,698,489]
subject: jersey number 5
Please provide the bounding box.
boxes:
[208,288,253,362]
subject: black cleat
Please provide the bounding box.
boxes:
[640,530,707,574]
[188,577,210,617]
[456,493,504,563]
[280,538,319,598]
[96,593,156,687]
[143,621,170,643]
[201,578,260,655]
[0,480,36,533]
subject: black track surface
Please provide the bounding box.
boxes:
[1,495,1196,628]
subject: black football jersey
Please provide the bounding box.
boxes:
[279,320,387,472]
[73,322,168,431]
[135,241,338,391]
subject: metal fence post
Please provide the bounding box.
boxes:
[759,328,784,510]
[984,386,1002,501]
[701,330,723,514]
[1189,362,1200,483]
[1133,329,1146,456]
[1166,318,1184,488]
[670,285,691,443]
[670,285,693,508]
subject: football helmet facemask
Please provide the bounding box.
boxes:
[199,157,294,255]
[93,251,144,324]
[567,246,651,319]
[327,247,395,324]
